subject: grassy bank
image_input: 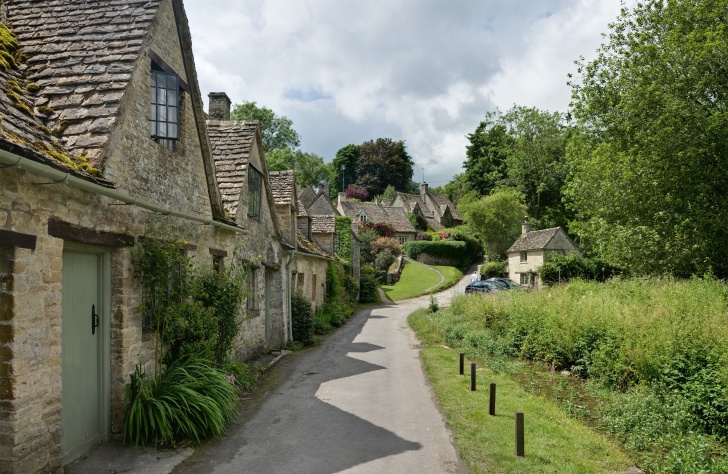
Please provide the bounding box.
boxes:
[382,260,462,301]
[410,277,728,473]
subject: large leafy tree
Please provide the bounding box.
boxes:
[460,188,527,259]
[230,101,300,152]
[462,107,569,229]
[266,148,328,188]
[355,138,414,197]
[566,0,728,277]
[329,144,360,196]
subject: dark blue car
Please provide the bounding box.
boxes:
[465,280,499,294]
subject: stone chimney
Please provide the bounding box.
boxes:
[375,198,382,206]
[420,182,428,196]
[318,181,329,196]
[337,192,346,206]
[522,216,531,236]
[208,92,231,121]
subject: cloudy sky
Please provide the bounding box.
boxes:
[184,0,624,187]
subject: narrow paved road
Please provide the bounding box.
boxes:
[173,279,470,474]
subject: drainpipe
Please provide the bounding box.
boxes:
[0,149,245,234]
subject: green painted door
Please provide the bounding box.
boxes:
[61,245,110,464]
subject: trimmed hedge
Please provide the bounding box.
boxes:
[403,240,466,262]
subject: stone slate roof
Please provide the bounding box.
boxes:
[298,185,318,209]
[269,170,295,207]
[2,0,161,172]
[297,199,309,217]
[394,190,461,231]
[507,227,561,253]
[311,215,335,233]
[206,120,258,219]
[339,201,416,233]
[296,228,330,258]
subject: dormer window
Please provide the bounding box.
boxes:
[359,214,367,223]
[150,66,180,151]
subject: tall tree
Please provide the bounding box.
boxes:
[460,188,527,259]
[230,101,300,152]
[329,144,360,196]
[267,148,328,188]
[567,0,728,277]
[464,112,513,195]
[355,138,414,197]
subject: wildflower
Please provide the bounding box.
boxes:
[227,374,236,384]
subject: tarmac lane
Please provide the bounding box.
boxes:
[172,297,465,474]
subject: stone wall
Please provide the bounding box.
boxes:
[416,253,459,267]
[294,255,328,310]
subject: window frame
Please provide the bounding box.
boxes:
[247,165,263,219]
[150,68,181,144]
[520,251,528,263]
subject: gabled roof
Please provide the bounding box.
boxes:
[296,228,330,259]
[269,170,296,208]
[299,185,318,209]
[426,192,463,221]
[339,201,416,233]
[508,227,571,253]
[207,120,257,219]
[0,0,162,181]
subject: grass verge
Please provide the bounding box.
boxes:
[410,309,634,473]
[381,259,442,301]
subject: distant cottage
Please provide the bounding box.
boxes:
[507,217,579,288]
[391,183,462,231]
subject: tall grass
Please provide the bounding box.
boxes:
[416,277,728,472]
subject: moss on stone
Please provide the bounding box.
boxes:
[34,142,102,177]
[0,24,18,70]
[25,83,39,93]
[8,79,22,95]
[5,90,33,116]
[37,105,55,116]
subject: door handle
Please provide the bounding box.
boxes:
[92,304,99,335]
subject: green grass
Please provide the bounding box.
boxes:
[431,266,464,292]
[381,259,442,301]
[418,343,632,473]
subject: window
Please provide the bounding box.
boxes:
[520,273,529,285]
[359,214,367,223]
[296,273,305,295]
[399,237,407,245]
[520,251,528,262]
[248,165,262,218]
[212,254,224,274]
[150,67,180,151]
[246,268,257,310]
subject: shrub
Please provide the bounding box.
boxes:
[346,185,369,201]
[374,249,396,272]
[480,260,505,278]
[371,237,401,257]
[291,294,315,346]
[538,253,619,285]
[359,266,379,303]
[123,356,238,447]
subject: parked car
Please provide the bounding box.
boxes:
[465,280,499,294]
[485,277,527,290]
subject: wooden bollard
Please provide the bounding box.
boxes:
[470,363,476,391]
[515,412,525,457]
[459,353,464,375]
[489,383,496,416]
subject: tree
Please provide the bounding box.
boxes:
[355,138,414,197]
[566,0,728,277]
[329,144,360,196]
[460,188,527,259]
[230,101,300,152]
[267,148,328,188]
[464,113,513,196]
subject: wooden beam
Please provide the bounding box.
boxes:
[0,229,37,250]
[48,218,133,247]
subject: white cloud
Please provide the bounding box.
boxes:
[185,0,623,184]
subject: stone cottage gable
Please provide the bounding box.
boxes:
[5,0,161,168]
[207,120,256,219]
[508,227,572,253]
[308,192,339,217]
[299,185,318,209]
[392,185,462,231]
[269,170,297,248]
[338,201,416,234]
[296,228,330,258]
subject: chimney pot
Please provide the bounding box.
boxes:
[522,216,531,236]
[420,182,429,196]
[208,92,231,121]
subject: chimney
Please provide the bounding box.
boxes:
[318,181,329,196]
[338,192,346,206]
[375,198,382,206]
[522,216,531,235]
[420,182,428,196]
[208,92,231,121]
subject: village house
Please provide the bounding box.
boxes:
[506,217,580,288]
[206,92,291,357]
[391,182,462,231]
[337,193,417,244]
[0,1,290,471]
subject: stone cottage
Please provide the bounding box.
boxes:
[391,182,463,231]
[507,217,580,288]
[0,1,287,471]
[337,193,417,244]
[206,92,290,358]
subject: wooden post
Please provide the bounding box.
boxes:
[459,353,464,375]
[489,383,496,416]
[515,412,525,457]
[470,363,476,391]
